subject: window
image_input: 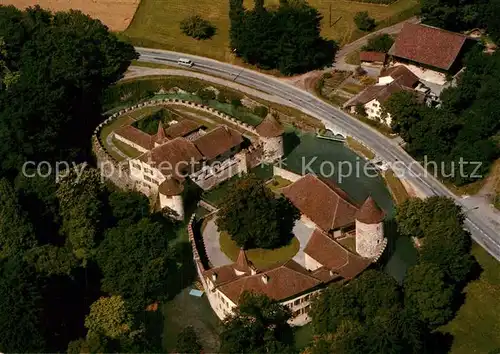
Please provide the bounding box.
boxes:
[132,163,141,170]
[144,175,152,182]
[144,168,153,175]
[293,299,300,306]
[152,179,159,185]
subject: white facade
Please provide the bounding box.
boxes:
[261,136,284,162]
[358,99,392,127]
[129,158,166,195]
[355,219,385,258]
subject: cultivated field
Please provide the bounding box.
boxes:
[124,0,419,62]
[3,0,140,31]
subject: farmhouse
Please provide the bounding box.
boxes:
[115,114,284,219]
[343,65,431,126]
[387,23,469,85]
[359,51,387,66]
[198,174,387,325]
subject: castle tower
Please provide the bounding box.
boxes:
[355,196,385,258]
[255,114,284,162]
[158,178,185,220]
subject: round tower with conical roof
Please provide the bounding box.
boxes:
[158,178,184,220]
[255,114,284,162]
[355,196,385,258]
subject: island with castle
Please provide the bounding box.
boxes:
[94,98,388,326]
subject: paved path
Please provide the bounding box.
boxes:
[202,218,232,267]
[292,221,315,267]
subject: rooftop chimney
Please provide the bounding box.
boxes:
[261,274,269,284]
[212,273,217,282]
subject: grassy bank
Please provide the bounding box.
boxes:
[123,0,419,63]
[439,243,500,354]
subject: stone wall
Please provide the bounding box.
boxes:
[273,166,302,182]
[92,136,134,189]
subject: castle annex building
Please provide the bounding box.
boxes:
[113,112,284,219]
[198,174,387,326]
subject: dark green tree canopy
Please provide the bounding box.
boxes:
[404,262,454,329]
[229,0,337,74]
[176,326,203,354]
[180,15,216,40]
[354,11,376,31]
[0,5,137,173]
[362,33,395,53]
[216,174,300,249]
[219,292,294,353]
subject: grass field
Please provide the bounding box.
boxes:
[220,231,300,270]
[124,0,419,62]
[439,243,500,354]
[383,169,409,205]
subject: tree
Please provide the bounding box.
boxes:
[395,197,463,239]
[0,178,37,258]
[96,218,177,311]
[216,175,300,249]
[85,296,133,339]
[219,292,293,353]
[383,91,425,141]
[25,244,78,275]
[362,33,394,53]
[354,11,376,31]
[253,105,269,118]
[176,326,203,353]
[0,256,44,352]
[180,15,216,40]
[0,7,137,174]
[57,166,107,262]
[108,190,150,227]
[404,263,454,329]
[197,88,217,102]
[228,1,337,74]
[355,103,366,116]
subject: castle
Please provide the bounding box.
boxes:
[112,105,387,326]
[113,113,284,219]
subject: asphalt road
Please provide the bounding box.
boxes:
[135,47,500,260]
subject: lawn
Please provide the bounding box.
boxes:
[219,231,300,270]
[346,136,375,160]
[439,243,500,354]
[123,0,420,62]
[267,176,293,192]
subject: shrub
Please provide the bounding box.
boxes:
[198,88,216,102]
[355,103,367,117]
[231,98,242,107]
[180,15,216,40]
[354,11,376,31]
[362,34,395,53]
[217,91,227,103]
[133,109,172,134]
[253,105,269,118]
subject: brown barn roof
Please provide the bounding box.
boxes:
[355,196,385,224]
[217,260,322,303]
[194,126,244,160]
[114,125,154,150]
[139,137,203,178]
[359,51,386,63]
[281,174,359,232]
[256,115,284,138]
[388,23,467,70]
[158,177,184,196]
[380,66,420,88]
[165,120,203,139]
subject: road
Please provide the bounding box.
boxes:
[135,47,500,260]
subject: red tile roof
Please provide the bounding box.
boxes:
[165,120,203,139]
[281,174,359,232]
[158,177,184,196]
[355,196,385,224]
[343,80,414,108]
[359,51,386,63]
[217,260,322,303]
[115,125,154,150]
[304,229,372,278]
[304,229,349,269]
[234,249,253,273]
[139,137,203,179]
[256,115,284,138]
[389,23,467,70]
[156,121,167,141]
[380,65,420,88]
[193,126,244,160]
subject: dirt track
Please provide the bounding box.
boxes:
[2,0,141,31]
